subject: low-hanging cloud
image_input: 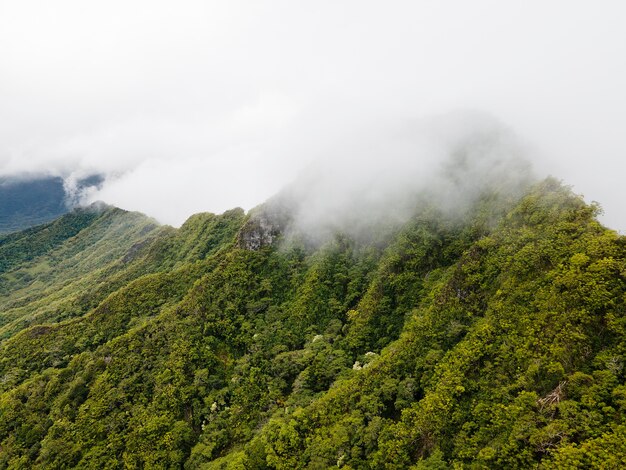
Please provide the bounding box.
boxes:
[1,1,625,230]
[270,110,533,244]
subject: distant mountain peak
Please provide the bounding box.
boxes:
[0,174,104,234]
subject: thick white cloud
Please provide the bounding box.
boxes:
[1,1,625,229]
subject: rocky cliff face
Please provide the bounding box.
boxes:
[237,212,284,250]
[236,196,296,250]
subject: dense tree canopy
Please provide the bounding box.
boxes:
[1,179,625,468]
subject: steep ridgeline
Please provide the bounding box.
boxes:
[0,204,246,344]
[1,180,626,468]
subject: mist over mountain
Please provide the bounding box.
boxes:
[271,111,534,244]
[2,2,626,468]
[1,2,625,230]
[1,150,625,467]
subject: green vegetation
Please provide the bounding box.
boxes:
[1,179,625,468]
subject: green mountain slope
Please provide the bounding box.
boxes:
[1,179,625,469]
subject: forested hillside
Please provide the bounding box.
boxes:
[1,179,625,469]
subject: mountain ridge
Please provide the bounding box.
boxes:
[1,178,625,468]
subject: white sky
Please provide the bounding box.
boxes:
[1,1,625,229]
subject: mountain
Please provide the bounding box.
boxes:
[1,178,625,468]
[0,175,103,234]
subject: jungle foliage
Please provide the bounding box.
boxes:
[1,179,625,469]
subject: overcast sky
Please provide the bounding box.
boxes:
[1,1,625,230]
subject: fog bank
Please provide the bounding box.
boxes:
[1,1,624,229]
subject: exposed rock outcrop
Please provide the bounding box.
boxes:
[237,212,283,250]
[237,198,294,250]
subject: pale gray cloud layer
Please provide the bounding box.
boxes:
[1,1,625,229]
